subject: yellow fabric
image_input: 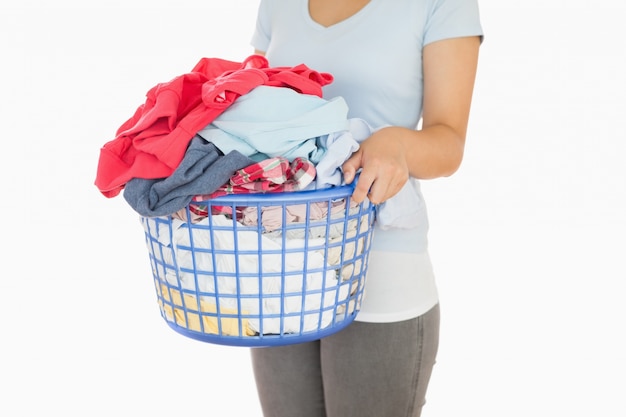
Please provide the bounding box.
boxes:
[157,282,255,336]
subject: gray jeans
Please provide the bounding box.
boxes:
[250,303,440,417]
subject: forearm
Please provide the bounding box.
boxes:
[390,124,466,180]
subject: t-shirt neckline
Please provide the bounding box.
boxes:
[302,0,377,30]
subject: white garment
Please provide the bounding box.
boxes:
[354,250,438,323]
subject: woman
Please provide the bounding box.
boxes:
[249,1,483,416]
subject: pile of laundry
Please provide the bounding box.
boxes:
[95,55,378,336]
[95,54,374,214]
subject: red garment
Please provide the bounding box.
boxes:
[94,55,333,198]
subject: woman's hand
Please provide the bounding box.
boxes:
[342,126,410,205]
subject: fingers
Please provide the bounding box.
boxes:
[341,150,361,184]
[351,170,374,204]
[342,150,372,204]
[369,175,407,204]
[352,164,408,205]
[341,142,408,205]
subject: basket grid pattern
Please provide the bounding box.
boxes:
[141,187,375,347]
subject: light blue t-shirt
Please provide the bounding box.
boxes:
[251,0,483,321]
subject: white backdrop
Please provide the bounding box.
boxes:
[2,1,624,416]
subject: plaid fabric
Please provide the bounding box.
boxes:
[231,157,289,185]
[186,157,317,219]
[222,156,315,193]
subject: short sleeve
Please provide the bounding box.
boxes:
[250,0,272,52]
[423,0,484,46]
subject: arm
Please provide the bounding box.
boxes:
[342,36,481,204]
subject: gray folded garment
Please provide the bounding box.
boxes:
[123,135,255,217]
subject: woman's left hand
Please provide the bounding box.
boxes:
[341,126,409,205]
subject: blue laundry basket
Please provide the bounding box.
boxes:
[140,183,376,347]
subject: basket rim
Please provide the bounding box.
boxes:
[190,181,361,204]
